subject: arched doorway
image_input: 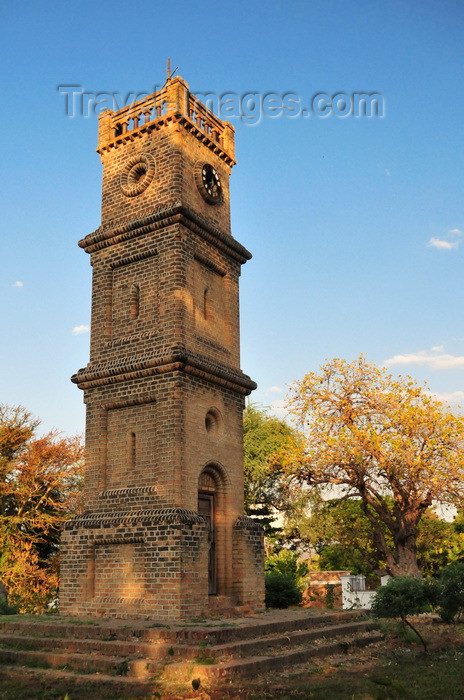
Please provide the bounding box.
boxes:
[198,470,217,595]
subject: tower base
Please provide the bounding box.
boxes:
[60,509,264,619]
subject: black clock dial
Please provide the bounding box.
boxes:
[196,162,222,204]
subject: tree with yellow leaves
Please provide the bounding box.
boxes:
[286,356,464,577]
[0,405,83,612]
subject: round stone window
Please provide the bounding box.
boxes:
[120,153,156,197]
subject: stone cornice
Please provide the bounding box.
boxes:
[234,515,264,531]
[79,202,251,264]
[71,346,257,394]
[64,507,206,530]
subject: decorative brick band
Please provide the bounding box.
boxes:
[193,253,226,277]
[104,331,158,349]
[99,485,158,499]
[64,507,205,530]
[233,515,264,531]
[71,347,257,393]
[110,248,158,270]
[78,202,251,264]
[102,395,157,410]
[94,596,146,606]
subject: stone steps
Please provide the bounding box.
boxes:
[0,609,364,644]
[0,610,382,689]
[0,633,170,660]
[0,647,156,678]
[0,620,175,643]
[177,630,384,682]
[191,619,377,660]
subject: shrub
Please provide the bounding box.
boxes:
[0,598,19,615]
[264,549,308,608]
[371,576,431,651]
[265,549,308,585]
[265,571,302,608]
[435,561,464,623]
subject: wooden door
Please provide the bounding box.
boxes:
[198,493,216,595]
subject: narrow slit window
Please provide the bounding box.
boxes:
[203,288,209,320]
[129,283,140,319]
[129,431,136,468]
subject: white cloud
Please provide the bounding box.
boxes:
[431,345,444,352]
[72,325,90,335]
[14,280,24,287]
[385,168,391,177]
[268,385,283,393]
[385,350,464,370]
[428,390,464,406]
[427,237,459,250]
[428,228,464,250]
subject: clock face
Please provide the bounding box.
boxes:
[196,163,222,204]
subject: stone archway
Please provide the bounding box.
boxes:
[198,463,230,597]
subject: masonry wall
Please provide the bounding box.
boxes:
[60,509,209,619]
[232,517,266,610]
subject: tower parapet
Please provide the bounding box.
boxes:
[97,77,235,164]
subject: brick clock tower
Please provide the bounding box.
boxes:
[60,75,265,619]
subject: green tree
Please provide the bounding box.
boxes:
[371,576,432,651]
[0,405,84,612]
[434,561,464,622]
[285,497,388,578]
[286,356,464,577]
[243,403,303,537]
[287,497,464,580]
[416,512,464,576]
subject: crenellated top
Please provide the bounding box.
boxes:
[97,76,235,165]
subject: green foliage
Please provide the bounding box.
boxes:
[324,584,336,610]
[372,576,431,619]
[316,498,388,576]
[371,576,432,651]
[0,598,19,615]
[115,658,129,676]
[264,570,303,608]
[453,510,464,534]
[243,403,303,537]
[265,548,308,587]
[434,562,464,623]
[289,494,464,580]
[265,549,307,608]
[416,513,464,576]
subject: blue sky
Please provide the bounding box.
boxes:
[1,0,463,436]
